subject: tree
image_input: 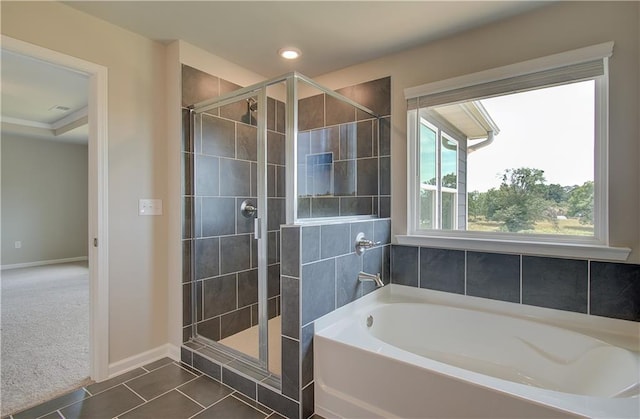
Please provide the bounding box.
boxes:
[567,181,594,224]
[488,168,550,232]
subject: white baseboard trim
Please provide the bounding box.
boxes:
[107,343,180,379]
[1,256,88,271]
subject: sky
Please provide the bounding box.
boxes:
[466,80,595,192]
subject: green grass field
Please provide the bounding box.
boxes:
[468,217,594,236]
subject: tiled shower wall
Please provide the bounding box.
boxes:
[181,64,284,343]
[297,77,391,219]
[391,246,640,322]
[280,218,392,419]
[181,69,394,418]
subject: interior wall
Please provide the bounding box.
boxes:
[1,1,169,363]
[1,135,88,266]
[312,1,640,263]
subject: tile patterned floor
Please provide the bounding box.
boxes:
[4,358,291,419]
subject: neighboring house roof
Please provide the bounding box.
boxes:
[431,100,500,140]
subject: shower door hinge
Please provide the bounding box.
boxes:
[94,238,98,247]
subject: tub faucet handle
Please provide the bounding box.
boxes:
[355,232,381,255]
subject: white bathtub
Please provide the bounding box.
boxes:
[314,284,640,418]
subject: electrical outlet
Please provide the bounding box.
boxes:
[15,241,21,249]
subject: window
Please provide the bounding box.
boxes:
[402,42,631,260]
[419,120,458,230]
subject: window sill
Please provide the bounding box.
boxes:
[395,235,631,261]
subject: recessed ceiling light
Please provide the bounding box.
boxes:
[278,47,301,60]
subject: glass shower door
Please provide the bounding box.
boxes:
[191,86,283,375]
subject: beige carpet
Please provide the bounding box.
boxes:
[1,261,90,416]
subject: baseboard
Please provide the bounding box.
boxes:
[107,343,180,379]
[1,256,88,271]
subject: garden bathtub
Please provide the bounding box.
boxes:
[314,285,639,418]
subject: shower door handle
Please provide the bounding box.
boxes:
[254,218,262,240]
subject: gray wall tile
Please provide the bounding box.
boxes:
[301,226,320,264]
[193,353,221,380]
[203,274,237,318]
[237,269,258,308]
[267,131,285,165]
[301,259,336,325]
[356,158,378,196]
[220,235,251,274]
[267,198,286,231]
[320,224,350,259]
[325,94,356,126]
[281,276,300,339]
[310,126,340,157]
[337,77,391,117]
[391,246,418,287]
[378,116,391,156]
[467,252,520,303]
[236,124,257,162]
[281,337,300,401]
[340,197,372,215]
[310,197,339,217]
[298,94,324,131]
[339,123,357,160]
[420,248,465,294]
[197,317,220,341]
[356,120,374,158]
[201,198,235,237]
[195,155,219,197]
[202,115,235,158]
[301,323,314,389]
[522,256,588,313]
[222,367,256,399]
[379,156,391,196]
[257,385,300,419]
[182,65,219,107]
[195,238,219,280]
[336,252,363,307]
[281,226,300,276]
[220,307,252,339]
[219,159,251,197]
[333,160,356,196]
[591,261,640,321]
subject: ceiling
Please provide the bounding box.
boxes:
[1,49,89,144]
[1,1,548,146]
[65,1,548,79]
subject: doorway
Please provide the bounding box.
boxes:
[0,36,109,415]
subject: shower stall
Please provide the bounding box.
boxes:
[185,71,382,380]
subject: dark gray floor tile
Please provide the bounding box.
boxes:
[143,357,174,371]
[120,390,203,419]
[232,392,273,415]
[85,368,147,395]
[60,385,143,419]
[126,363,198,401]
[38,412,62,419]
[267,412,287,419]
[177,375,233,408]
[13,389,89,419]
[193,395,267,419]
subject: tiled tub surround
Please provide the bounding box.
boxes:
[280,218,392,419]
[297,77,391,219]
[182,64,285,345]
[391,245,640,322]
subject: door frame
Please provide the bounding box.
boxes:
[2,35,110,381]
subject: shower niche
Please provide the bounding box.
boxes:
[182,67,389,386]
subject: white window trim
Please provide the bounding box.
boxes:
[404,42,631,262]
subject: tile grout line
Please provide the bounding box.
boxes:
[174,388,207,410]
[229,392,273,416]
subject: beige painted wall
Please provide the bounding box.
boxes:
[1,1,169,363]
[312,1,640,263]
[1,136,88,266]
[165,40,267,347]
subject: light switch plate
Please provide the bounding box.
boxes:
[139,199,163,216]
